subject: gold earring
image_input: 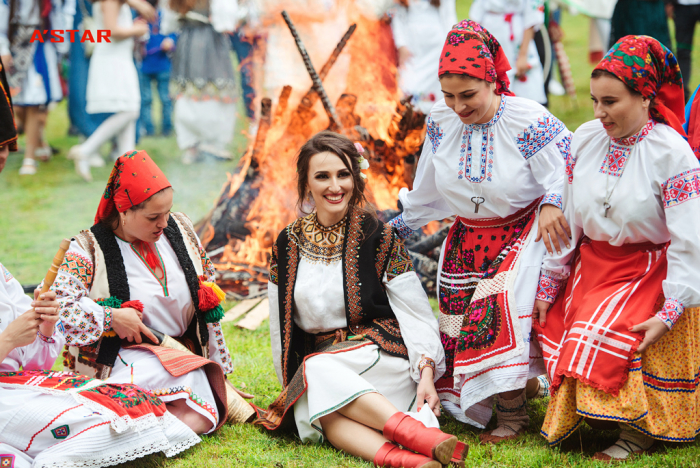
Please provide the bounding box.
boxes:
[122,218,125,227]
[307,191,313,201]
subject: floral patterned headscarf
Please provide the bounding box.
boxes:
[438,20,514,96]
[594,35,686,136]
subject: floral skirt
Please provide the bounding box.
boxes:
[541,307,700,444]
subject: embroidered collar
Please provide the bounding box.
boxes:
[611,120,655,146]
[296,213,346,265]
[465,94,507,131]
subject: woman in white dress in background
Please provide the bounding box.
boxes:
[256,131,465,468]
[390,0,457,114]
[469,0,547,105]
[69,0,154,181]
[389,19,569,442]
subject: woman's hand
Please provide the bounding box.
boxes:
[630,317,669,353]
[537,205,571,255]
[533,299,551,327]
[112,307,157,344]
[132,18,150,37]
[416,368,441,417]
[0,308,42,353]
[33,290,60,338]
[515,53,530,79]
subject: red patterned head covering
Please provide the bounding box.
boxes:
[438,19,514,96]
[594,35,686,136]
[95,150,171,225]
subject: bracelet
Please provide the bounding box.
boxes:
[418,356,436,376]
[37,330,56,344]
[104,306,113,332]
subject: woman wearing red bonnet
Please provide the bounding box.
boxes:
[388,19,571,443]
[52,150,253,436]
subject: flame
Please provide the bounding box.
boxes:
[206,2,426,292]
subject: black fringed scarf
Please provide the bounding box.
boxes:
[91,216,209,369]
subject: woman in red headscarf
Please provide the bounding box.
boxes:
[534,36,700,460]
[388,19,571,442]
[51,150,254,436]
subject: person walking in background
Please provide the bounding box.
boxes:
[164,0,237,164]
[390,0,457,115]
[669,0,700,99]
[0,0,73,176]
[137,0,176,137]
[609,0,672,50]
[231,0,259,135]
[0,55,17,173]
[469,0,548,105]
[68,0,153,182]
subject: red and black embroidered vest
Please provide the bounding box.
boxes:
[272,207,409,387]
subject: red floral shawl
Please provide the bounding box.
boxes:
[438,19,514,96]
[594,35,686,137]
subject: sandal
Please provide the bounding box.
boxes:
[18,158,37,175]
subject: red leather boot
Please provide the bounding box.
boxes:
[373,442,442,468]
[383,413,458,465]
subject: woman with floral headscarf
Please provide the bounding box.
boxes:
[389,20,571,443]
[534,36,700,460]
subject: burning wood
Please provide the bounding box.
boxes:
[198,11,451,299]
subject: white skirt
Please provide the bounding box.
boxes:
[107,347,220,432]
[293,343,437,443]
[0,387,199,467]
[173,98,236,150]
[86,40,140,114]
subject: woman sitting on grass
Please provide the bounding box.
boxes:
[534,35,700,460]
[53,150,253,435]
[256,131,466,468]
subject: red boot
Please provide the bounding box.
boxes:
[373,442,442,468]
[383,413,458,465]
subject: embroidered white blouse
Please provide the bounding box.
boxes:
[52,233,233,373]
[538,120,700,329]
[0,263,64,372]
[268,217,446,385]
[389,95,570,237]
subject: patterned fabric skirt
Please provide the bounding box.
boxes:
[0,371,200,467]
[435,199,546,427]
[254,340,437,443]
[541,307,700,444]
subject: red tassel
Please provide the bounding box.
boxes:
[122,300,144,312]
[198,283,220,310]
[133,240,161,273]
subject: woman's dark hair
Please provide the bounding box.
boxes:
[296,131,376,221]
[100,187,173,230]
[168,0,197,14]
[398,0,440,6]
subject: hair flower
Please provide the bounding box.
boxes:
[354,142,370,175]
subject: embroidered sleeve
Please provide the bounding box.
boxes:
[536,270,566,303]
[656,297,684,330]
[269,242,279,286]
[388,213,415,240]
[51,246,107,347]
[386,235,415,282]
[556,133,575,184]
[662,168,700,209]
[426,116,444,154]
[514,113,566,161]
[539,193,563,210]
[207,322,234,374]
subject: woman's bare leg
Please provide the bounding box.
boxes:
[336,392,399,430]
[319,411,390,462]
[165,399,214,434]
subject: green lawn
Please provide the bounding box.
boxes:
[3,1,700,466]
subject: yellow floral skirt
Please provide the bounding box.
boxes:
[541,307,700,444]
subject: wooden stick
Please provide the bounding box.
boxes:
[39,238,71,294]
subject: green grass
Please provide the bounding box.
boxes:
[4,1,700,466]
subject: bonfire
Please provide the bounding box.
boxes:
[196,5,449,300]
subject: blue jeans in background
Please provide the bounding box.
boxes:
[231,32,255,119]
[138,69,173,136]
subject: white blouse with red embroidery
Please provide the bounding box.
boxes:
[539,119,700,329]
